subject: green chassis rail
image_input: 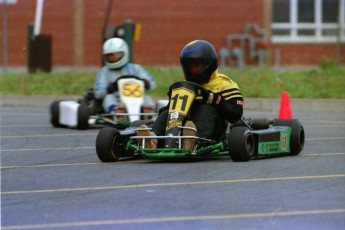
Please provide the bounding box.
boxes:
[127,125,292,160]
[142,146,229,159]
[127,139,228,159]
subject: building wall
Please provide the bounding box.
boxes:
[271,44,345,66]
[0,0,343,68]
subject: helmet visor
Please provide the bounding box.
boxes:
[185,59,207,77]
[105,52,124,64]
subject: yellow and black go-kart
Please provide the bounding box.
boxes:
[96,81,305,162]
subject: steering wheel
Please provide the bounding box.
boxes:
[108,75,146,93]
[168,81,209,102]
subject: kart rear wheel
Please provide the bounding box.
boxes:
[228,127,255,162]
[96,127,121,162]
[274,119,305,155]
[50,100,64,127]
[77,103,89,130]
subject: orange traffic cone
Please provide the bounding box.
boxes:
[278,91,292,119]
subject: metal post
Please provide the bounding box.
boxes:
[101,0,113,66]
[2,0,8,73]
[123,19,134,62]
[336,13,341,65]
[34,0,44,36]
[28,23,35,73]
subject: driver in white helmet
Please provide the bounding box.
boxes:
[94,37,156,114]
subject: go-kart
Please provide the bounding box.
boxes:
[95,81,305,162]
[50,75,164,130]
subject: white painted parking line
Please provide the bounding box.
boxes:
[1,174,344,195]
[0,124,51,128]
[1,209,344,229]
[0,146,94,152]
[306,137,345,140]
[304,153,345,156]
[0,153,343,169]
[0,161,150,169]
[305,124,345,128]
[0,133,97,138]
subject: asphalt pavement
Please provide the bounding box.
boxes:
[1,95,344,230]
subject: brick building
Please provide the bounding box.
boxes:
[1,0,344,69]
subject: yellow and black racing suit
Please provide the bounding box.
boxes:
[153,69,243,140]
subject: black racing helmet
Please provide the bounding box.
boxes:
[180,40,218,84]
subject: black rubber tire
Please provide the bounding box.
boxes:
[228,127,255,162]
[96,127,121,162]
[273,119,305,155]
[50,100,63,127]
[77,103,89,130]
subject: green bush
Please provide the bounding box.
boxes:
[318,59,338,70]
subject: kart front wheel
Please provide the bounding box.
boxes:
[274,119,305,155]
[96,127,121,162]
[77,103,89,130]
[228,127,255,162]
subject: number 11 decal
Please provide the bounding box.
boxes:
[169,88,195,116]
[171,94,188,111]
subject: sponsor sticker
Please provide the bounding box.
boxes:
[281,134,287,150]
[166,118,182,131]
[170,111,179,119]
[237,100,244,105]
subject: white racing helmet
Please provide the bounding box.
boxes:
[102,38,129,69]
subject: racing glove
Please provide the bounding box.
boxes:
[143,79,150,90]
[206,91,243,123]
[199,88,244,123]
[107,82,118,94]
[83,88,95,101]
[206,92,224,106]
[201,90,226,108]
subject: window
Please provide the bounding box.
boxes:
[298,0,314,23]
[273,0,290,22]
[271,0,345,43]
[322,0,338,23]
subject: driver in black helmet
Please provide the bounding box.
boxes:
[141,40,244,149]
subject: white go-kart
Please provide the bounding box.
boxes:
[50,75,168,130]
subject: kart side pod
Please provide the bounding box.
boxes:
[228,119,305,162]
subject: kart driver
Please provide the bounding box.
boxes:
[142,40,244,149]
[93,37,156,114]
